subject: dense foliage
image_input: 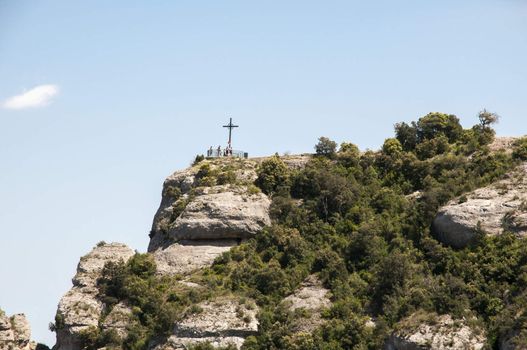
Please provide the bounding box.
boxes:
[85,111,527,349]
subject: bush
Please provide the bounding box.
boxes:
[255,155,290,195]
[513,137,527,160]
[193,154,205,165]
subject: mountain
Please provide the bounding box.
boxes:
[5,112,527,350]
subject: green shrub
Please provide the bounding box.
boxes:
[255,155,291,195]
[193,154,205,165]
[513,137,527,160]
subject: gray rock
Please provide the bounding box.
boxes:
[151,297,258,350]
[168,190,270,241]
[54,243,134,350]
[488,137,521,154]
[385,313,486,350]
[433,163,527,248]
[282,275,331,333]
[148,159,271,251]
[153,240,237,275]
[101,302,132,339]
[0,312,36,350]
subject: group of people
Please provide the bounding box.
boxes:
[207,145,233,157]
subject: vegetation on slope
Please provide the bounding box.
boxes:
[87,111,527,349]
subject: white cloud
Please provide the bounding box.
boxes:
[3,84,60,110]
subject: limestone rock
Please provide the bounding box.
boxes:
[167,190,271,241]
[489,136,520,154]
[101,303,132,339]
[148,159,271,252]
[0,312,36,350]
[433,163,527,248]
[153,240,237,275]
[54,243,134,350]
[151,297,258,350]
[282,275,331,333]
[385,313,486,350]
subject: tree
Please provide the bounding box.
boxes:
[315,137,337,158]
[382,138,403,157]
[394,122,418,151]
[338,142,361,167]
[478,109,499,127]
[416,112,463,143]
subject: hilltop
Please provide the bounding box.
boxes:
[3,111,527,350]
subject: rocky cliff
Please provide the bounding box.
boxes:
[147,158,273,277]
[53,243,135,350]
[52,156,298,350]
[0,311,36,350]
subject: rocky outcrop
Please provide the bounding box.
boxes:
[0,311,36,350]
[489,136,520,154]
[54,243,135,350]
[385,313,486,350]
[151,297,258,350]
[281,275,331,333]
[148,160,271,252]
[433,163,527,248]
[148,159,272,279]
[169,188,270,241]
[101,302,132,339]
[153,240,238,276]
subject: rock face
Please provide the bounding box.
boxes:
[282,275,331,333]
[0,312,36,350]
[489,136,520,154]
[101,302,132,339]
[153,240,238,276]
[54,243,135,350]
[169,189,271,241]
[148,160,271,252]
[151,297,258,350]
[385,313,486,350]
[50,156,309,350]
[433,163,527,248]
[148,159,272,278]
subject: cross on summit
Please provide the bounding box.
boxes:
[223,117,239,149]
[206,117,248,159]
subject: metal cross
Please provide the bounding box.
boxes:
[223,117,239,148]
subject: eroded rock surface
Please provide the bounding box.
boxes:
[54,243,135,350]
[385,313,486,350]
[170,189,270,241]
[151,297,258,350]
[148,159,271,252]
[0,312,36,350]
[101,302,132,339]
[153,240,238,275]
[282,275,331,333]
[433,163,527,248]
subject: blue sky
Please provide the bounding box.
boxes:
[0,0,526,345]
